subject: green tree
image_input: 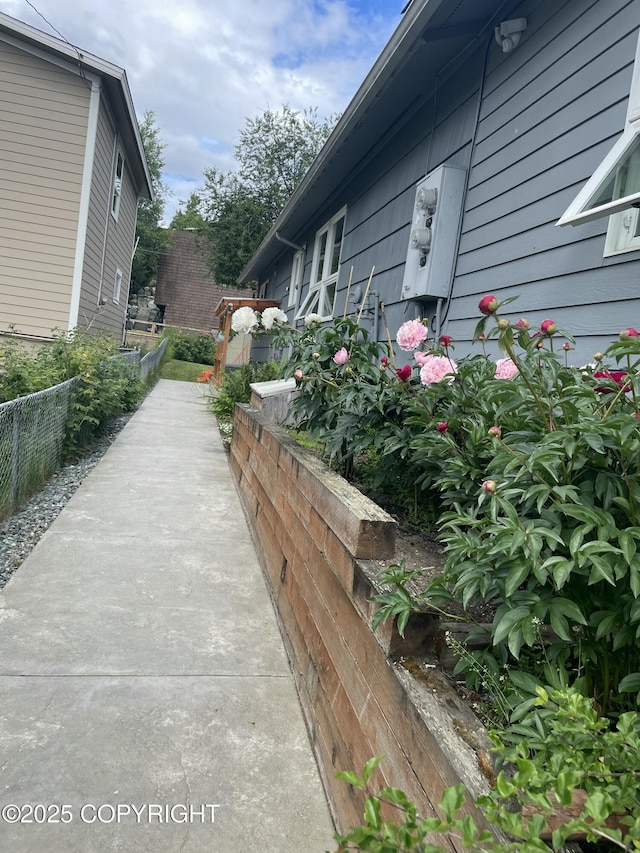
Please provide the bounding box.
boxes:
[130,110,171,295]
[169,191,206,231]
[198,105,337,286]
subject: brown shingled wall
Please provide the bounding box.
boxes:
[154,230,247,331]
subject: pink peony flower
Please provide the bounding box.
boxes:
[620,327,640,341]
[396,319,428,351]
[419,354,458,385]
[562,342,571,351]
[479,294,499,315]
[482,480,497,494]
[436,422,448,433]
[515,318,529,330]
[396,365,412,382]
[488,426,501,437]
[494,358,519,380]
[414,351,429,367]
[380,356,390,367]
[333,347,349,365]
[440,334,452,347]
[294,369,303,380]
[540,319,557,336]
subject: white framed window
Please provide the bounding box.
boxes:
[558,32,640,229]
[111,150,124,220]
[113,267,123,304]
[288,248,305,309]
[295,208,346,321]
[604,206,640,255]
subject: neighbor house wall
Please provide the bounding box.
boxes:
[77,96,137,339]
[0,36,89,338]
[261,0,640,365]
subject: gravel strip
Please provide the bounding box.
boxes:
[0,411,134,589]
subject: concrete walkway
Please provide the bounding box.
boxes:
[0,380,334,852]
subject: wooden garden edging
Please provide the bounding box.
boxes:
[230,403,495,848]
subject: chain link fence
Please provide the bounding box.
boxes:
[0,338,168,520]
[140,337,168,381]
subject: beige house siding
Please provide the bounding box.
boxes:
[77,97,138,341]
[0,37,90,338]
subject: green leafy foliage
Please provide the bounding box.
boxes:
[0,330,146,458]
[191,105,338,285]
[166,328,216,364]
[130,111,171,295]
[210,361,280,422]
[263,306,640,713]
[332,690,640,852]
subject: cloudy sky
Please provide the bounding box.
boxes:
[0,0,403,222]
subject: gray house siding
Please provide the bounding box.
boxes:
[256,0,640,366]
[446,0,638,358]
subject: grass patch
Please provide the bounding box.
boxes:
[159,359,213,382]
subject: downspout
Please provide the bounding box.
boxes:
[275,231,304,252]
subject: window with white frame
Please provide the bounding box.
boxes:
[111,150,124,220]
[295,208,346,321]
[288,248,305,309]
[558,31,640,253]
[113,267,123,304]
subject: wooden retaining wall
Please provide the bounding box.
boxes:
[230,403,494,847]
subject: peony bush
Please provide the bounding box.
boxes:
[231,299,640,717]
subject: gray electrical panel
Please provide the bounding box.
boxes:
[401,164,466,300]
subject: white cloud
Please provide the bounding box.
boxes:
[0,0,400,222]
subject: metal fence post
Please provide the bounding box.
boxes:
[10,398,23,513]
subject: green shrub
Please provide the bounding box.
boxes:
[210,361,280,421]
[168,329,216,364]
[334,689,640,852]
[0,329,145,458]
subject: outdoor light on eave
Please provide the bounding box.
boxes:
[495,18,527,53]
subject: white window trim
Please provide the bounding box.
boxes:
[111,149,124,221]
[288,248,305,309]
[558,32,640,227]
[113,267,123,304]
[295,207,346,322]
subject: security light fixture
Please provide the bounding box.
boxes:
[494,18,527,53]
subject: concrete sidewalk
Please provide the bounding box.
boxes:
[0,380,334,852]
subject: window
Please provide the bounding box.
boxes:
[288,249,305,309]
[558,32,640,230]
[295,208,346,321]
[111,151,124,220]
[604,206,640,255]
[113,267,122,304]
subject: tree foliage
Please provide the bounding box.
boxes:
[195,105,337,287]
[130,110,171,295]
[169,191,206,231]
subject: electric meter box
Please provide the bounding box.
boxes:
[401,164,466,301]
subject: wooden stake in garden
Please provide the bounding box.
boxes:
[380,301,397,370]
[355,266,375,327]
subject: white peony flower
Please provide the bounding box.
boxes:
[261,307,288,330]
[231,306,259,335]
[304,313,323,326]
